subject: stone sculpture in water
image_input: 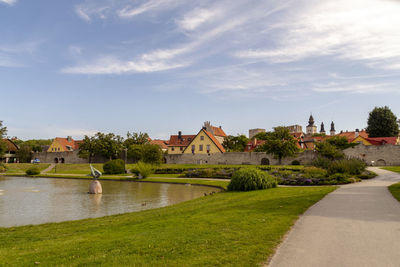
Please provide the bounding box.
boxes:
[89,164,102,194]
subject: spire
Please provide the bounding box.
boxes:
[320,122,325,133]
[308,115,315,127]
[330,121,335,132]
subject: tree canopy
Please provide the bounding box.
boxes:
[124,132,149,147]
[255,127,299,164]
[0,121,7,157]
[366,106,399,137]
[222,135,249,152]
[78,132,124,162]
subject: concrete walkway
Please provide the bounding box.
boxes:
[268,167,400,267]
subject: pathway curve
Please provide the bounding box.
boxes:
[268,167,400,267]
[41,163,56,174]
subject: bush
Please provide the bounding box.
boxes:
[228,169,277,191]
[0,163,7,173]
[302,167,328,178]
[291,160,300,165]
[103,159,125,175]
[357,170,378,179]
[134,161,154,178]
[312,157,332,170]
[328,158,366,175]
[328,173,350,182]
[142,144,163,165]
[26,167,40,176]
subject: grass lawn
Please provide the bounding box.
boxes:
[4,163,50,174]
[0,186,335,266]
[389,182,400,202]
[46,164,105,174]
[381,166,400,174]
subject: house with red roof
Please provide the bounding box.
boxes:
[183,128,225,154]
[167,132,196,154]
[47,136,82,152]
[203,121,227,144]
[149,139,169,152]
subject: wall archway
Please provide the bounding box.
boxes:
[261,158,270,165]
[376,159,386,166]
[54,158,59,164]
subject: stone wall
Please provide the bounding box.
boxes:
[344,144,400,166]
[165,151,316,165]
[32,151,113,164]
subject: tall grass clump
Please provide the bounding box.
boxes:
[103,159,125,175]
[133,161,154,178]
[228,169,277,191]
[328,158,366,175]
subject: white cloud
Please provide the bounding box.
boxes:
[312,83,396,94]
[176,8,220,31]
[117,0,181,18]
[75,6,91,22]
[0,0,16,5]
[235,0,400,68]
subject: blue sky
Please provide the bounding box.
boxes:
[1,0,400,140]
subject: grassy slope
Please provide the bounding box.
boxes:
[0,186,335,266]
[381,166,400,174]
[389,183,400,202]
[4,163,50,174]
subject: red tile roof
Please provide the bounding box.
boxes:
[150,139,169,149]
[337,131,368,141]
[2,139,19,152]
[168,135,196,147]
[211,126,227,137]
[202,130,226,152]
[365,137,398,146]
[244,139,266,152]
[54,137,82,151]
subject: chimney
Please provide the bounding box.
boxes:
[253,138,257,147]
[355,129,359,138]
[67,136,72,142]
[178,131,182,140]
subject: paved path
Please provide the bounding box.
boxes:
[268,167,400,267]
[41,163,55,174]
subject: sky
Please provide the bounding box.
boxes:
[1,0,400,140]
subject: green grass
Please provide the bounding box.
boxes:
[381,166,400,174]
[389,182,400,202]
[142,178,229,189]
[0,186,335,266]
[4,163,50,174]
[47,163,105,174]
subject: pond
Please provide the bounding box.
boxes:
[0,176,219,227]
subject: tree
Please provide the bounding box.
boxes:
[127,144,143,163]
[0,121,7,157]
[255,127,299,164]
[78,136,97,163]
[366,106,399,137]
[79,132,124,161]
[222,134,249,152]
[315,142,344,160]
[325,136,355,150]
[252,132,271,140]
[142,144,163,165]
[16,144,33,163]
[124,132,149,147]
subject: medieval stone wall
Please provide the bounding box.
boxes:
[165,151,316,165]
[343,144,400,166]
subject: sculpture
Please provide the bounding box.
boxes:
[89,164,102,194]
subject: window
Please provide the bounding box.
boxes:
[180,147,183,151]
[171,147,175,151]
[200,136,204,141]
[191,145,195,154]
[199,145,203,151]
[207,145,210,152]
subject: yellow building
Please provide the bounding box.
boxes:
[351,135,399,146]
[183,129,225,154]
[351,136,372,146]
[47,137,82,152]
[167,132,196,154]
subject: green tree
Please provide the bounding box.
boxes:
[127,144,143,163]
[16,144,33,163]
[252,132,271,140]
[325,136,355,150]
[255,127,299,164]
[78,136,97,163]
[315,142,344,160]
[93,132,124,160]
[124,132,149,147]
[366,106,399,137]
[0,121,7,157]
[222,134,249,152]
[142,144,163,165]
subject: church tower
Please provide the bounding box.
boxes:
[330,121,336,136]
[306,115,317,136]
[320,122,326,134]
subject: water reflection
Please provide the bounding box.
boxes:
[0,177,219,227]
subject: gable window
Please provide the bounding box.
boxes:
[199,145,203,151]
[200,136,204,141]
[207,145,210,153]
[191,145,195,154]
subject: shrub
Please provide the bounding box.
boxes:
[328,173,350,182]
[103,159,125,175]
[328,158,366,175]
[26,167,40,176]
[228,169,277,191]
[302,167,328,179]
[291,160,301,165]
[357,170,378,179]
[134,161,154,178]
[312,157,332,170]
[0,163,6,173]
